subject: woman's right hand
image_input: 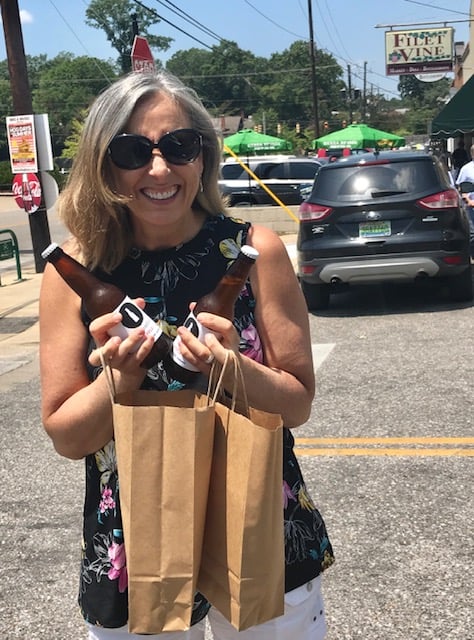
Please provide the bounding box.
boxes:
[88,299,152,384]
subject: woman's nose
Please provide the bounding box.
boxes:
[149,150,171,175]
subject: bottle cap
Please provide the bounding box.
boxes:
[41,242,60,260]
[240,245,259,261]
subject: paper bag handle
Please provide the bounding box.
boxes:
[98,348,117,403]
[208,350,250,418]
[99,347,225,408]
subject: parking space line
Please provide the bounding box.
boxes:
[312,343,335,370]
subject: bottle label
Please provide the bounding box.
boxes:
[172,310,216,372]
[108,296,163,352]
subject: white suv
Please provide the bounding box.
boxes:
[219,156,325,206]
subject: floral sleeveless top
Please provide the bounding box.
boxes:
[80,214,334,629]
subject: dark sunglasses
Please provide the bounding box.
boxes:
[108,128,202,170]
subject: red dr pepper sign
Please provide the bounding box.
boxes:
[12,172,41,213]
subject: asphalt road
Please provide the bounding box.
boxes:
[0,198,473,639]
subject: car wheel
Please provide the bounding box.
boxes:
[232,198,254,207]
[447,264,473,302]
[300,280,330,310]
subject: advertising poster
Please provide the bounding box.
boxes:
[6,114,38,173]
[12,172,42,214]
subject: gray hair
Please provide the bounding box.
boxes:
[58,71,226,271]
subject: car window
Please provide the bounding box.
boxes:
[220,164,248,180]
[316,161,439,201]
[288,162,321,179]
[254,163,281,178]
[262,163,285,179]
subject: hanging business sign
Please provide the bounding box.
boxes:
[385,27,453,76]
[6,114,38,173]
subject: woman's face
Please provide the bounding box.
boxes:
[110,92,204,246]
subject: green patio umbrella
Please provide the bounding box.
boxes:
[312,123,405,150]
[223,129,292,155]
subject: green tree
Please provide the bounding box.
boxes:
[266,41,344,135]
[166,40,269,117]
[32,53,117,155]
[0,55,53,160]
[86,0,172,73]
[167,39,344,137]
[0,59,14,160]
[61,109,87,161]
[398,74,451,135]
[398,74,450,108]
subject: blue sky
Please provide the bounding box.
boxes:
[4,0,472,98]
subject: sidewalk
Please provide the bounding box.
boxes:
[0,233,297,377]
[0,265,42,379]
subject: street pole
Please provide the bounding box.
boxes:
[0,0,51,273]
[307,0,320,139]
[363,61,367,122]
[132,13,139,37]
[347,65,353,124]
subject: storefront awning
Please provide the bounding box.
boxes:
[431,75,474,139]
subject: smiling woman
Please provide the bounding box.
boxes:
[39,69,334,640]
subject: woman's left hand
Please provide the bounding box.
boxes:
[174,309,240,372]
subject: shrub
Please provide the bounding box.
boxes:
[0,160,13,192]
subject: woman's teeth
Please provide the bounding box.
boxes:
[144,187,178,200]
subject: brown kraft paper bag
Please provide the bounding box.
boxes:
[110,374,215,634]
[197,351,285,631]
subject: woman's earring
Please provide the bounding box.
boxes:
[199,176,204,192]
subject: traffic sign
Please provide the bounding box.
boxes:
[131,36,155,73]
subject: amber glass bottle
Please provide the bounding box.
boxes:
[41,243,172,369]
[166,244,259,383]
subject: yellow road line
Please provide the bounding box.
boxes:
[294,437,474,456]
[295,437,474,445]
[294,447,474,457]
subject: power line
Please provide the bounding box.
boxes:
[131,0,213,50]
[157,0,222,42]
[243,0,306,39]
[240,0,399,98]
[78,0,138,61]
[49,0,116,83]
[401,0,472,18]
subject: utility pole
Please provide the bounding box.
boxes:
[0,0,51,272]
[132,13,139,37]
[362,61,367,122]
[307,0,320,138]
[347,65,353,124]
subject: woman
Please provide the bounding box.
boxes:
[40,71,334,640]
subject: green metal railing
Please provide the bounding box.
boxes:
[0,229,23,285]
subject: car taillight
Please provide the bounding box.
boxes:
[417,189,459,209]
[298,202,333,221]
[442,255,464,265]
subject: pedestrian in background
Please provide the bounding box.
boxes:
[39,71,334,640]
[451,138,470,179]
[455,143,474,259]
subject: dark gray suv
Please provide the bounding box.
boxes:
[297,150,473,310]
[219,156,324,207]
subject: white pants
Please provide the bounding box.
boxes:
[87,621,206,640]
[87,576,326,640]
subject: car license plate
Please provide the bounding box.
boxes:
[359,221,391,238]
